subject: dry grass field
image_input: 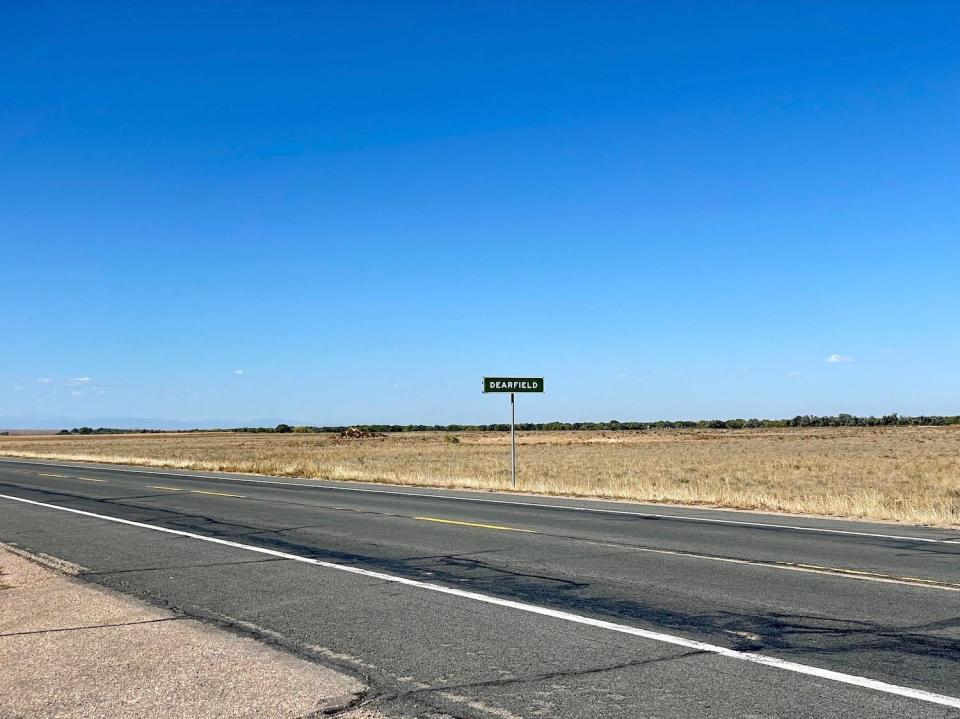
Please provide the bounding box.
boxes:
[1,427,958,526]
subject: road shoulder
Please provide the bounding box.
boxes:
[0,544,380,718]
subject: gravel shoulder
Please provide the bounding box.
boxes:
[0,545,381,718]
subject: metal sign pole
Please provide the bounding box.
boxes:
[511,392,516,487]
[482,378,541,488]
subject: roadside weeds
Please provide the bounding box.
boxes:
[2,426,958,526]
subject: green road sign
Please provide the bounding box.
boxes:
[483,377,544,393]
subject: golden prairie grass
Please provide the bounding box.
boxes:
[1,427,958,526]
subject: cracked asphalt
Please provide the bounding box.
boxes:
[0,457,958,718]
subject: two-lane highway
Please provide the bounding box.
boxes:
[1,457,958,718]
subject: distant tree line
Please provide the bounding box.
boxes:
[54,414,960,436]
[231,413,960,433]
[57,427,171,435]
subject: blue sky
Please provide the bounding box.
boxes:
[2,2,959,427]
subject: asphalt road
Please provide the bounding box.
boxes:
[1,457,958,718]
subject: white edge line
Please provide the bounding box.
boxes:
[1,458,957,545]
[1,492,959,709]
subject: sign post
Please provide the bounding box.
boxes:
[483,377,544,487]
[511,392,516,486]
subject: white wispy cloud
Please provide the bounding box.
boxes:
[64,377,93,387]
[234,369,245,375]
[826,354,853,363]
[36,378,53,384]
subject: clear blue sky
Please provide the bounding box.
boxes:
[2,2,958,427]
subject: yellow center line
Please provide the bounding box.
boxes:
[38,473,65,478]
[147,486,245,498]
[415,516,535,533]
[76,477,107,483]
